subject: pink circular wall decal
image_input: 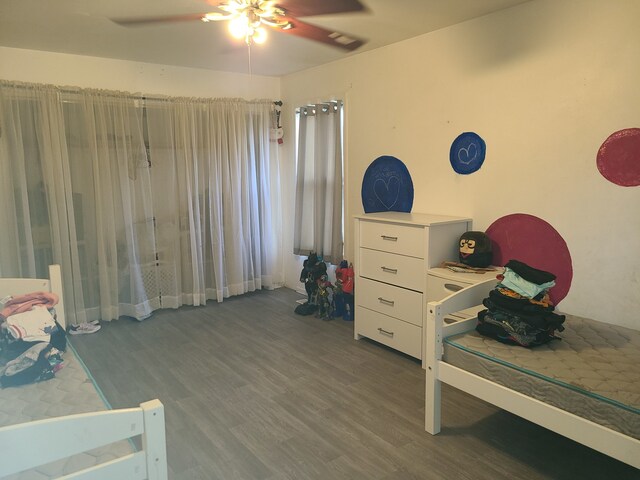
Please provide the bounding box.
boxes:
[486,214,573,305]
[596,128,640,187]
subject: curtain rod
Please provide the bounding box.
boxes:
[1,80,280,105]
[296,100,342,115]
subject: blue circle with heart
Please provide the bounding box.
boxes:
[450,132,486,174]
[361,155,414,213]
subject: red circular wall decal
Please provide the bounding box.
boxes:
[486,214,573,305]
[596,128,640,187]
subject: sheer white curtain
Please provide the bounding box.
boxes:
[293,102,343,264]
[65,90,159,321]
[1,81,158,323]
[145,97,281,306]
[0,82,85,323]
[0,81,282,322]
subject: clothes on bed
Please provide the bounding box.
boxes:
[0,292,66,388]
[5,307,57,343]
[489,287,554,312]
[0,343,63,387]
[1,291,59,318]
[476,260,565,347]
[499,268,555,298]
[503,259,556,285]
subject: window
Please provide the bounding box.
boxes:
[293,101,344,264]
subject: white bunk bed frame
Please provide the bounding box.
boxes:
[424,278,640,470]
[0,265,168,479]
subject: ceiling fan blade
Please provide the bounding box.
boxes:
[110,13,208,26]
[281,17,366,51]
[277,0,366,18]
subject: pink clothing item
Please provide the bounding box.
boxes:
[1,291,59,319]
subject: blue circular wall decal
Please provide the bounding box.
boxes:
[361,156,414,213]
[450,132,486,174]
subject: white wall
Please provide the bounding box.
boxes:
[281,0,640,328]
[0,46,280,99]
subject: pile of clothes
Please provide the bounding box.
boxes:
[0,292,66,387]
[477,259,565,347]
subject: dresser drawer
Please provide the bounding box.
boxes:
[359,221,424,258]
[357,277,423,327]
[359,248,424,292]
[356,308,422,359]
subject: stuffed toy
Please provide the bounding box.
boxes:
[333,260,355,320]
[294,252,327,315]
[458,231,493,268]
[315,274,334,319]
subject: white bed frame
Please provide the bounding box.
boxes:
[0,399,168,479]
[0,265,168,479]
[425,278,640,470]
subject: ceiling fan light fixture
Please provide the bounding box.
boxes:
[212,0,291,45]
[228,15,250,39]
[111,0,366,53]
[253,26,268,44]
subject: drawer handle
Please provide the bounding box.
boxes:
[378,327,394,337]
[381,266,398,274]
[380,235,398,241]
[378,297,395,306]
[444,283,463,292]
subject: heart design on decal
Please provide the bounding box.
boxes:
[458,143,478,165]
[374,176,400,210]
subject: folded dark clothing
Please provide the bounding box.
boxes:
[488,288,555,314]
[477,309,563,347]
[505,259,556,285]
[482,297,566,331]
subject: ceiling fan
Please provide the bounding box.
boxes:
[110,0,367,51]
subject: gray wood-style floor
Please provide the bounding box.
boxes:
[70,288,638,480]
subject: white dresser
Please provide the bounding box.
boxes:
[353,212,471,364]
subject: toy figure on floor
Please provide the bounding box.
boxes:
[294,252,327,316]
[333,260,355,321]
[316,275,334,319]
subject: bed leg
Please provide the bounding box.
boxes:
[426,367,441,434]
[141,399,168,480]
[425,301,443,435]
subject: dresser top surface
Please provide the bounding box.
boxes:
[354,211,471,227]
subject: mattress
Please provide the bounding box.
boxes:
[0,343,133,479]
[443,315,640,439]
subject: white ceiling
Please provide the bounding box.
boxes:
[0,0,532,77]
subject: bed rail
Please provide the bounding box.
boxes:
[425,278,497,434]
[0,399,168,479]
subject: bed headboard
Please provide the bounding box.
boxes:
[0,264,67,329]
